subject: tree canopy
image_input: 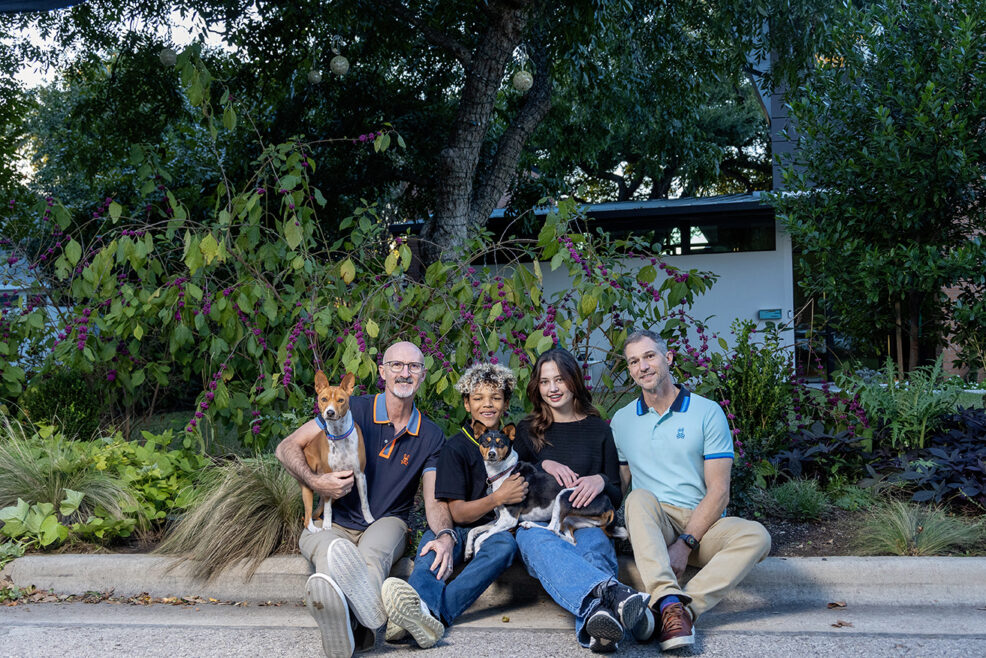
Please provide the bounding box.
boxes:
[3,0,836,261]
[773,0,986,374]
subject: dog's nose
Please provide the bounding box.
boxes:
[325,409,336,418]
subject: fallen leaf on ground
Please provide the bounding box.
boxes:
[502,616,510,622]
[831,620,853,628]
[827,601,847,608]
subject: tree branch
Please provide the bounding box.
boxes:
[469,34,552,226]
[378,0,473,67]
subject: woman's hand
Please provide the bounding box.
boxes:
[568,474,605,508]
[541,460,579,487]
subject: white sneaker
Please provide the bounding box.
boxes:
[305,573,354,658]
[326,538,387,629]
[381,577,444,648]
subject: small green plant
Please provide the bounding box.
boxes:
[19,370,107,440]
[828,482,875,512]
[765,479,829,520]
[156,455,303,580]
[0,491,84,548]
[0,540,26,570]
[839,356,965,450]
[856,502,982,556]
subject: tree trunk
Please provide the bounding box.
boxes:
[421,1,552,264]
[908,290,921,372]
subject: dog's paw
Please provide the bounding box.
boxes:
[306,521,323,533]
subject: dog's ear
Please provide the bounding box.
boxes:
[502,423,516,442]
[314,370,330,391]
[340,372,356,394]
[472,419,487,440]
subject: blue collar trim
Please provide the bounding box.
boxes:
[636,386,691,416]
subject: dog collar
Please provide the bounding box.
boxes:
[315,415,355,441]
[486,464,515,486]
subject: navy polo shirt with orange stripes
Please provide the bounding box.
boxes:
[331,393,445,531]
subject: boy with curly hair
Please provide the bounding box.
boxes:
[381,362,528,648]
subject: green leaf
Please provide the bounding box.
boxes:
[109,202,122,222]
[223,105,237,130]
[488,302,503,324]
[365,319,379,338]
[340,259,356,284]
[397,134,406,148]
[536,335,554,353]
[60,489,84,517]
[199,233,220,264]
[65,239,82,266]
[385,251,398,275]
[284,219,303,250]
[134,324,144,341]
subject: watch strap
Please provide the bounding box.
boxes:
[678,533,699,550]
[436,528,458,545]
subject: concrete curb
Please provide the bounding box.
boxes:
[4,554,986,609]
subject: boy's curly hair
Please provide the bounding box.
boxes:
[454,362,517,400]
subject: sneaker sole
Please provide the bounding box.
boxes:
[381,578,444,649]
[616,592,649,633]
[659,631,696,651]
[305,574,355,658]
[384,619,408,643]
[586,610,625,644]
[327,539,387,628]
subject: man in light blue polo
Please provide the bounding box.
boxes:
[611,329,770,651]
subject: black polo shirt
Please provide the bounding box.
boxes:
[332,394,445,531]
[434,427,494,527]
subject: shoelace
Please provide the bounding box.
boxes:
[662,605,686,633]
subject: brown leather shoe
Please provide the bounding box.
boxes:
[658,602,695,651]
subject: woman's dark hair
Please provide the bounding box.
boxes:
[524,348,600,452]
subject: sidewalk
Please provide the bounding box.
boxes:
[4,554,986,608]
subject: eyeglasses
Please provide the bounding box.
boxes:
[383,360,425,374]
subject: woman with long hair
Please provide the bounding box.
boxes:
[513,348,652,653]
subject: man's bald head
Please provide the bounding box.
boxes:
[380,340,426,400]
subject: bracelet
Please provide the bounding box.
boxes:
[436,528,458,545]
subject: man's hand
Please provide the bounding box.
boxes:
[419,533,455,580]
[668,539,691,582]
[311,471,354,500]
[493,474,528,505]
[542,460,579,487]
[568,474,605,508]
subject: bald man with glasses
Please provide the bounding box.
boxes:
[276,341,454,657]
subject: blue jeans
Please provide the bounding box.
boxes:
[408,526,518,626]
[516,525,619,647]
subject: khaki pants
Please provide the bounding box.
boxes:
[624,489,770,620]
[299,515,409,593]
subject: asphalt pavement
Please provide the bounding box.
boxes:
[2,555,986,657]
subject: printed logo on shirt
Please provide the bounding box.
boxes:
[401,453,410,466]
[676,427,685,440]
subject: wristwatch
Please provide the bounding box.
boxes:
[678,533,700,550]
[436,528,458,545]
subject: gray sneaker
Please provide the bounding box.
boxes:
[630,606,655,642]
[381,577,444,648]
[326,538,387,629]
[305,573,354,658]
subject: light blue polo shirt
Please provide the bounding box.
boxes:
[611,386,733,510]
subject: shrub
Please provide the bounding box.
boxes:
[876,407,986,509]
[856,502,982,556]
[764,479,829,521]
[773,423,876,488]
[156,455,303,580]
[19,369,106,440]
[839,356,965,450]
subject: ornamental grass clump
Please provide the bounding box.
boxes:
[765,478,830,521]
[857,501,982,556]
[156,455,303,580]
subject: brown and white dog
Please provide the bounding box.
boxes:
[465,420,627,558]
[303,371,374,532]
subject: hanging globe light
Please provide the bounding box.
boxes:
[159,47,178,67]
[308,69,323,84]
[512,70,533,92]
[329,55,350,76]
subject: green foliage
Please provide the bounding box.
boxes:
[0,540,26,570]
[155,455,303,581]
[19,369,107,440]
[772,0,986,369]
[838,356,965,450]
[764,479,829,521]
[0,418,204,547]
[826,476,875,512]
[857,502,982,556]
[0,49,716,449]
[718,320,792,456]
